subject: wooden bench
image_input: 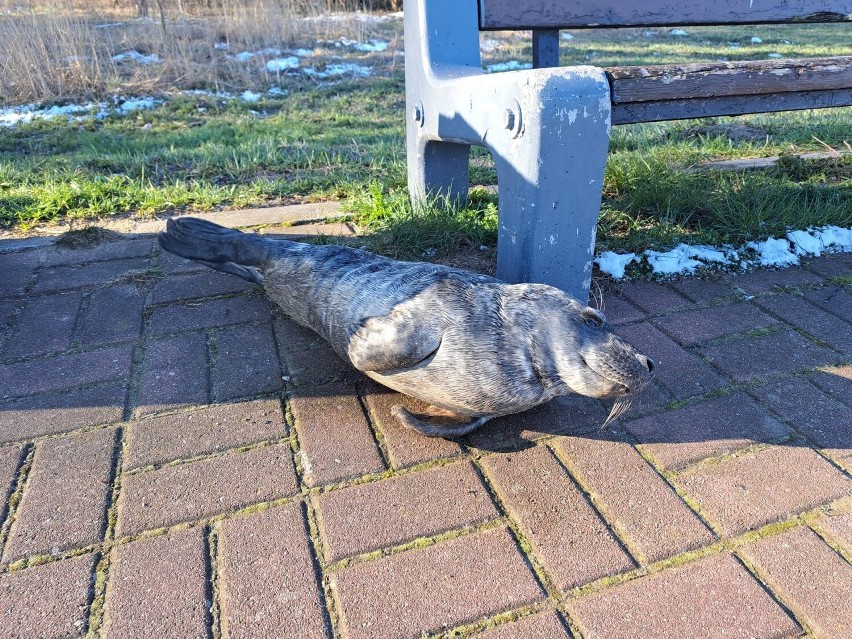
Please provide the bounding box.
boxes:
[403,0,852,300]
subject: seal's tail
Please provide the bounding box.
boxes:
[158,217,268,283]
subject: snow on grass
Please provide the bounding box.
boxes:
[111,51,161,64]
[266,56,300,72]
[303,63,372,78]
[1,96,162,127]
[669,29,689,36]
[240,90,262,103]
[600,226,852,280]
[485,60,533,72]
[116,97,160,113]
[595,252,639,279]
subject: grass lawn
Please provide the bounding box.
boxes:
[0,17,849,262]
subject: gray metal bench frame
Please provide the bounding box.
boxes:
[403,0,851,301]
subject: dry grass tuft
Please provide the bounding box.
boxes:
[0,0,386,104]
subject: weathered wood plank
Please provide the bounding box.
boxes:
[611,89,852,124]
[479,0,852,30]
[607,57,852,104]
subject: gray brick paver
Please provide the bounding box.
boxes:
[43,238,153,266]
[2,291,83,359]
[151,269,255,304]
[619,281,692,314]
[756,292,852,356]
[211,323,283,401]
[614,322,726,400]
[149,295,271,335]
[804,286,852,321]
[740,526,852,639]
[0,444,23,515]
[0,250,40,297]
[651,302,780,346]
[32,257,150,294]
[2,428,117,562]
[77,284,144,347]
[814,510,852,555]
[730,267,824,295]
[699,329,840,382]
[0,344,134,399]
[137,333,209,415]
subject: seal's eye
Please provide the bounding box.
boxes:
[581,307,606,328]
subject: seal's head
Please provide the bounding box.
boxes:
[530,295,654,426]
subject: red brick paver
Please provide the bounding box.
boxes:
[3,428,116,562]
[314,460,498,562]
[740,526,852,639]
[361,381,462,468]
[124,399,284,470]
[289,383,385,487]
[0,554,96,639]
[677,445,850,536]
[481,445,634,589]
[3,292,83,359]
[623,392,789,470]
[567,553,800,639]
[218,502,330,639]
[104,528,207,639]
[554,434,714,563]
[1,218,850,639]
[331,527,545,639]
[0,382,125,443]
[117,444,298,535]
[0,344,133,399]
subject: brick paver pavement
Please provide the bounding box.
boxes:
[0,219,850,639]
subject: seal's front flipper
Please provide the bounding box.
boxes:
[391,405,490,438]
[195,260,264,284]
[347,304,443,372]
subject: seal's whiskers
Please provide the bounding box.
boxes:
[601,394,634,429]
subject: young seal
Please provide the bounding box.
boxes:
[158,217,654,437]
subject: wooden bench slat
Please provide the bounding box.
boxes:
[611,89,852,124]
[480,0,852,30]
[606,57,852,104]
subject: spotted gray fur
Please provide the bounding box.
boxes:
[158,217,654,437]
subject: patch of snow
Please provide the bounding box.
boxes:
[560,32,574,40]
[353,39,389,52]
[267,86,288,96]
[746,237,799,267]
[814,225,852,252]
[750,36,763,44]
[642,31,657,37]
[0,101,98,127]
[292,48,314,57]
[768,53,782,58]
[112,51,161,64]
[669,29,689,36]
[117,97,160,113]
[266,56,300,72]
[303,63,372,78]
[480,39,501,52]
[787,229,822,256]
[485,60,532,72]
[95,22,124,29]
[213,42,229,50]
[240,90,262,103]
[595,252,638,279]
[645,243,731,276]
[232,51,256,62]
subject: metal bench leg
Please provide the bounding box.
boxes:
[403,0,611,301]
[488,75,611,300]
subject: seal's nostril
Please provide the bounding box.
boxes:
[636,354,654,373]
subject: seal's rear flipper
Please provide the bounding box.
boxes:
[158,217,269,282]
[391,405,490,438]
